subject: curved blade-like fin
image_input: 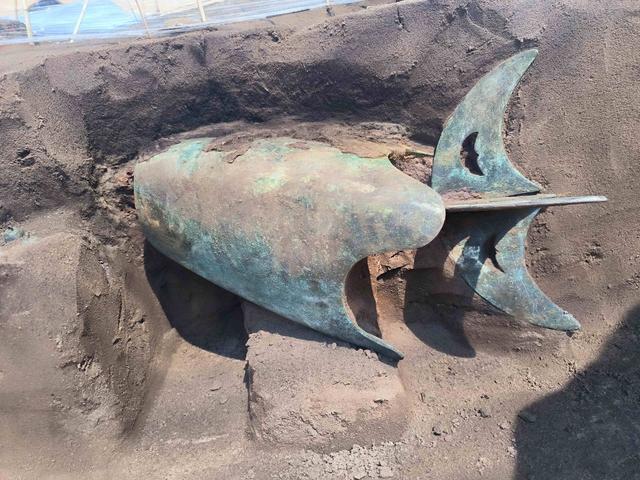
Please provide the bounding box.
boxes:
[432,49,541,197]
[442,208,580,330]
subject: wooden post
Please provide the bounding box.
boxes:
[14,0,19,20]
[20,0,33,42]
[70,0,90,43]
[196,0,206,23]
[133,0,151,37]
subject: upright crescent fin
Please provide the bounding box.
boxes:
[429,49,606,331]
[432,49,541,197]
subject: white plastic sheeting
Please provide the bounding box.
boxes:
[0,0,359,44]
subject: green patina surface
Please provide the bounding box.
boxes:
[135,137,446,359]
[134,49,598,358]
[1,227,33,245]
[253,171,287,194]
[442,208,580,331]
[432,49,541,197]
[432,48,592,331]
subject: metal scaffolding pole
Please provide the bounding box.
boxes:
[20,0,33,42]
[196,0,206,22]
[133,0,151,37]
[70,0,90,43]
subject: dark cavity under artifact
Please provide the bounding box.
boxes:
[135,49,606,359]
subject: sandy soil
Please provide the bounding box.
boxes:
[1,1,639,479]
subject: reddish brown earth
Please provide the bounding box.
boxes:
[1,1,639,479]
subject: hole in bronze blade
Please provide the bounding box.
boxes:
[482,234,504,273]
[460,132,483,176]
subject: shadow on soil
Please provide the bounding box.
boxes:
[401,236,477,359]
[143,246,400,364]
[143,242,247,360]
[514,304,640,479]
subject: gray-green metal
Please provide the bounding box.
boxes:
[445,194,608,212]
[441,208,580,330]
[135,137,446,359]
[135,48,606,356]
[432,49,541,197]
[432,48,605,332]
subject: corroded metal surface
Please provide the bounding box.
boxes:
[135,137,446,359]
[432,49,541,197]
[136,49,606,357]
[445,194,607,212]
[442,208,580,330]
[432,48,606,331]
